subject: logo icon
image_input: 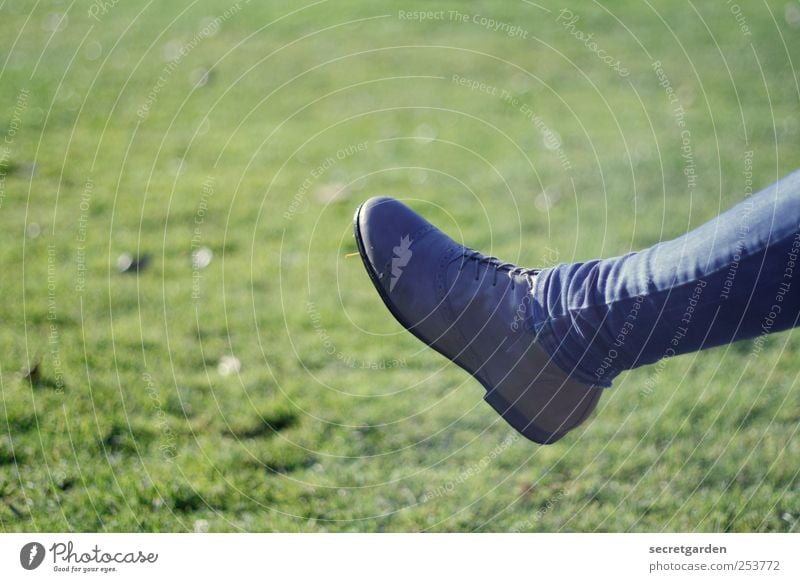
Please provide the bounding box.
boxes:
[20,542,46,570]
[390,235,413,292]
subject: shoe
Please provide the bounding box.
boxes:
[353,196,601,444]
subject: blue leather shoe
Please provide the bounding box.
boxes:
[354,197,601,444]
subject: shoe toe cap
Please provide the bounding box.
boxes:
[355,196,432,276]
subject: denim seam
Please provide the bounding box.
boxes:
[536,260,791,385]
[531,225,800,386]
[556,224,800,314]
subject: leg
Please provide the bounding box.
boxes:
[532,170,800,387]
[354,170,800,444]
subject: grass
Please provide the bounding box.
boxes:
[1,0,799,532]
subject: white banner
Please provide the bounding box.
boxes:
[1,533,797,581]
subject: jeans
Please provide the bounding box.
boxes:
[531,170,800,387]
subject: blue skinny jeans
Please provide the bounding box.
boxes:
[531,170,800,387]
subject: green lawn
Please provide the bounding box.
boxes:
[1,0,799,532]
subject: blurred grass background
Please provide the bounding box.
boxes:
[0,0,799,531]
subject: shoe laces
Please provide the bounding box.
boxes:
[458,249,539,289]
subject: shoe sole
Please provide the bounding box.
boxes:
[353,202,565,444]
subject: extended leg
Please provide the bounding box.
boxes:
[532,170,800,387]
